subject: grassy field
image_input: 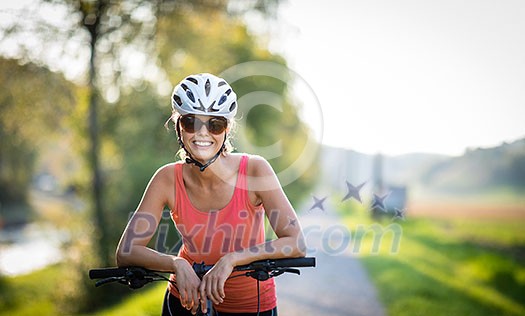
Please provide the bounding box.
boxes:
[0,263,167,316]
[339,199,525,316]
[0,265,59,315]
[88,284,166,316]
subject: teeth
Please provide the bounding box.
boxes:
[194,141,212,146]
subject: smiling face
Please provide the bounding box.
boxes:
[178,114,228,162]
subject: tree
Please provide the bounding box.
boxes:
[1,1,319,312]
[0,57,74,209]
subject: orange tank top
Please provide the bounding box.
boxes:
[168,155,277,313]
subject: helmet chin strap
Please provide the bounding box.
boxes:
[184,136,226,172]
[176,118,226,172]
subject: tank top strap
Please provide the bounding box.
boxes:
[174,162,184,192]
[236,155,249,191]
[172,162,185,220]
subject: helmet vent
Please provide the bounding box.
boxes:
[229,102,237,112]
[194,99,205,111]
[205,79,211,96]
[209,101,219,112]
[186,89,195,102]
[173,94,182,106]
[218,81,227,87]
[218,93,228,105]
[186,77,198,85]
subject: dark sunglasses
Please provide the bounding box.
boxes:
[179,115,228,135]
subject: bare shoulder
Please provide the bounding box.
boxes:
[244,154,275,177]
[153,162,178,184]
[147,162,179,197]
[242,154,282,196]
[142,162,178,209]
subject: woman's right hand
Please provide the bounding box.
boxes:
[173,257,202,314]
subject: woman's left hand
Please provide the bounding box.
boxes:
[199,253,236,305]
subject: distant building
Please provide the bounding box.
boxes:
[371,154,407,218]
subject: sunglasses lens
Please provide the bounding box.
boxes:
[180,116,197,133]
[180,116,227,135]
[208,118,227,134]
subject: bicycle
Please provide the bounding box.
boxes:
[89,256,316,316]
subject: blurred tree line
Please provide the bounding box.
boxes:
[421,138,525,194]
[0,0,318,313]
[0,59,75,208]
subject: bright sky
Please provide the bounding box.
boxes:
[3,0,524,156]
[266,0,525,156]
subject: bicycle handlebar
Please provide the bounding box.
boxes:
[89,257,316,288]
[89,266,168,280]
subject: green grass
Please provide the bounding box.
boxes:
[88,283,166,316]
[0,189,170,316]
[338,201,525,316]
[0,264,61,315]
[0,263,167,316]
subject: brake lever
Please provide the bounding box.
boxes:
[95,277,122,287]
[269,268,300,278]
[283,268,300,275]
[95,275,155,289]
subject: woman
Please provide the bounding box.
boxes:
[116,73,306,316]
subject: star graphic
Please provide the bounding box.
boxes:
[342,181,366,203]
[309,195,327,212]
[286,216,298,228]
[371,193,390,212]
[392,208,406,221]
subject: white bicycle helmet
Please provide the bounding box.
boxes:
[171,73,237,119]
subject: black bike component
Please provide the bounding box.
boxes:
[237,257,316,271]
[90,257,315,288]
[89,257,315,316]
[89,266,171,289]
[193,261,213,278]
[89,266,129,279]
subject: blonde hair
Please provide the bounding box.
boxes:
[165,111,236,161]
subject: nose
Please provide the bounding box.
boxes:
[196,122,209,136]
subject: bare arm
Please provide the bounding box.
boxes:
[115,164,202,313]
[115,164,176,271]
[229,155,307,265]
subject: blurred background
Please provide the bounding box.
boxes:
[0,0,524,315]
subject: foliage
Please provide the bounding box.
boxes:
[1,0,317,313]
[90,283,166,316]
[0,264,166,316]
[421,138,525,193]
[102,84,180,250]
[338,201,525,316]
[0,58,74,207]
[0,265,61,315]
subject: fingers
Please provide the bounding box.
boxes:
[180,289,200,314]
[177,275,201,312]
[179,290,188,309]
[188,287,199,314]
[200,295,208,314]
[218,278,226,299]
[200,274,225,305]
[209,277,223,305]
[199,281,208,313]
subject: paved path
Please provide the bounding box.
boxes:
[276,211,387,316]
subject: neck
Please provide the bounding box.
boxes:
[186,153,237,187]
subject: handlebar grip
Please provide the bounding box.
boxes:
[270,257,316,268]
[89,267,128,279]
